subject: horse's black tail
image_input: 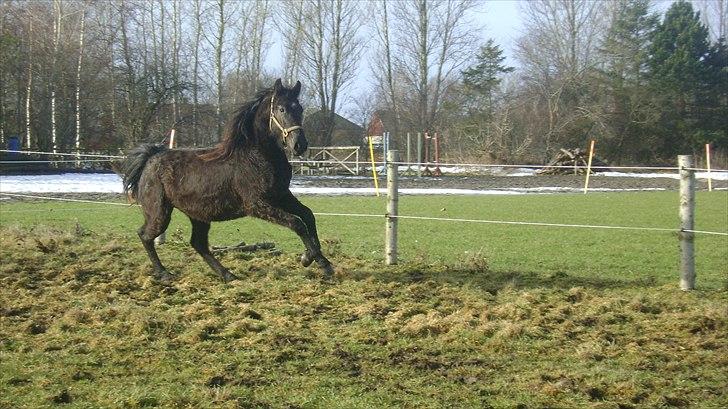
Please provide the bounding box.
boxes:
[116,144,168,199]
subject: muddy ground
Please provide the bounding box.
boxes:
[292,173,725,191]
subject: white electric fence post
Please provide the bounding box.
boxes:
[155,129,176,246]
[705,143,712,192]
[416,132,422,177]
[386,150,399,265]
[406,132,411,172]
[678,155,696,290]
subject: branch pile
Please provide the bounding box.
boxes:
[537,148,609,175]
[211,241,280,256]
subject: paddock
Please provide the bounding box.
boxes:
[1,155,727,408]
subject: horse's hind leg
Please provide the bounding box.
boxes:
[189,218,238,283]
[138,202,173,282]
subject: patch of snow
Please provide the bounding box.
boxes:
[0,173,124,193]
[596,171,727,180]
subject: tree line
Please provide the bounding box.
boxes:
[0,0,725,165]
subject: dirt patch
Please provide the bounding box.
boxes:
[291,174,724,192]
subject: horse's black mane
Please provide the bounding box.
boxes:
[199,87,274,161]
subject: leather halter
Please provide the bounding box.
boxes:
[269,95,302,139]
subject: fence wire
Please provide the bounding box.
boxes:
[1,192,726,237]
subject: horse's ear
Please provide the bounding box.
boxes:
[292,81,301,97]
[274,78,283,94]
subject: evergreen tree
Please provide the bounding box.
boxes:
[701,38,728,150]
[597,0,658,162]
[648,0,715,157]
[461,39,514,115]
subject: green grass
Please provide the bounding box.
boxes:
[0,192,726,408]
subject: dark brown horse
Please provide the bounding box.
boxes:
[118,79,333,282]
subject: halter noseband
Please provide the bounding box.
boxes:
[269,95,302,139]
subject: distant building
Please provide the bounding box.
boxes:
[303,110,365,147]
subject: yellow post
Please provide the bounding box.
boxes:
[583,139,596,194]
[706,143,712,192]
[169,129,176,148]
[368,136,380,197]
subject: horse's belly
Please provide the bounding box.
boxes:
[172,195,246,222]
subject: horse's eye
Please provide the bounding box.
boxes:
[279,107,285,113]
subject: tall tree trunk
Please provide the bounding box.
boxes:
[429,1,452,128]
[315,0,327,115]
[108,2,116,145]
[172,0,179,124]
[381,0,399,141]
[215,0,226,139]
[192,0,202,145]
[75,6,86,162]
[149,2,160,91]
[25,18,32,149]
[51,0,61,155]
[325,0,343,146]
[418,0,428,133]
[282,0,304,84]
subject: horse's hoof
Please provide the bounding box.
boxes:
[155,271,176,285]
[221,271,239,283]
[321,263,335,280]
[301,252,314,267]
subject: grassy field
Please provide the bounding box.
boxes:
[0,192,726,408]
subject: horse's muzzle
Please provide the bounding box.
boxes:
[292,131,308,156]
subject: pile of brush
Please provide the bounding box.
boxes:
[537,148,609,175]
[211,241,281,256]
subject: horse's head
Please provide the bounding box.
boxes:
[269,79,308,156]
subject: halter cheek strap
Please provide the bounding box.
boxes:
[269,95,302,139]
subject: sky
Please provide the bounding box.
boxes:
[476,0,524,66]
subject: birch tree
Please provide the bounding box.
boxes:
[75,3,86,159]
[694,0,727,43]
[51,0,62,154]
[25,13,33,149]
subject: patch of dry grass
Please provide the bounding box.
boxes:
[1,224,727,408]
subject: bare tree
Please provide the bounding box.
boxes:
[694,0,727,43]
[277,0,306,85]
[371,0,400,139]
[515,0,607,155]
[213,0,228,138]
[50,0,62,154]
[25,15,33,149]
[282,0,364,146]
[75,2,87,159]
[388,0,476,133]
[192,0,203,145]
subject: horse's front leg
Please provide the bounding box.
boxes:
[252,198,333,278]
